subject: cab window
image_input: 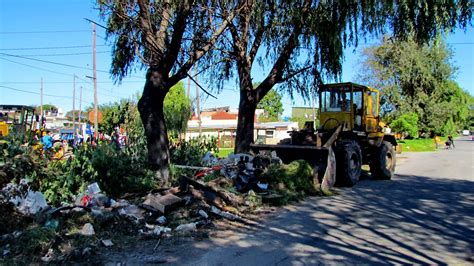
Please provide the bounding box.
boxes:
[322,91,351,112]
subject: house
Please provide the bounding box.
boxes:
[186,107,298,147]
[255,121,299,144]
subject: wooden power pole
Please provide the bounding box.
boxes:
[78,86,83,126]
[73,74,76,131]
[40,77,43,124]
[92,22,98,136]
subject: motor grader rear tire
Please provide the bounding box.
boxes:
[370,141,396,180]
[335,140,362,187]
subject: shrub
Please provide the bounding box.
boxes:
[91,143,156,198]
[263,160,314,202]
[29,148,97,206]
[391,112,419,138]
[170,136,218,166]
[0,134,39,188]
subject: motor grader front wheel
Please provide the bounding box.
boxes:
[370,141,396,180]
[335,140,362,187]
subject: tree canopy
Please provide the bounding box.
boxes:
[257,90,284,122]
[36,104,58,114]
[358,36,473,135]
[100,0,242,85]
[99,0,244,182]
[199,0,472,152]
[164,82,191,137]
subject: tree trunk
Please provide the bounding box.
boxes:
[138,70,171,185]
[235,90,256,153]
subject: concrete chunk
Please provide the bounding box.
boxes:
[143,193,182,214]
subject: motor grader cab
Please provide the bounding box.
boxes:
[251,82,397,189]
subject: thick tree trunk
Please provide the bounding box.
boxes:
[138,69,170,185]
[235,90,256,153]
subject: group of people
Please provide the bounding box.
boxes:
[72,126,128,149]
[434,134,455,149]
[30,124,129,155]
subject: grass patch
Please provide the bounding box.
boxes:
[399,136,449,152]
[216,148,234,158]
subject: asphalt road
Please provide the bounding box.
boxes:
[180,136,474,265]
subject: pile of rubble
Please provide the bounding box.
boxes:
[0,151,315,262]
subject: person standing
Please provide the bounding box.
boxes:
[41,131,53,151]
[448,135,455,149]
[434,135,441,149]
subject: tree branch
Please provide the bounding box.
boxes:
[277,66,312,83]
[163,0,193,72]
[249,2,275,66]
[156,1,172,53]
[248,21,265,66]
[186,73,217,99]
[169,2,245,85]
[255,0,310,102]
[137,0,163,60]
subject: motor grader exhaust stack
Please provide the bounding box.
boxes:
[251,82,397,189]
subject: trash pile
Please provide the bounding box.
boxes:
[0,151,317,262]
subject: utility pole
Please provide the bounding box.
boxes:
[78,86,83,126]
[40,77,43,126]
[92,22,98,136]
[187,69,191,98]
[73,74,76,131]
[195,69,202,136]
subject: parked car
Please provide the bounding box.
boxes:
[462,129,470,136]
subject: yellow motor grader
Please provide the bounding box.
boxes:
[251,82,397,188]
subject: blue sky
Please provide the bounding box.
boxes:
[1,1,473,118]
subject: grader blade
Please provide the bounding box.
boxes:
[320,147,336,191]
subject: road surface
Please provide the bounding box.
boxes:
[104,137,474,265]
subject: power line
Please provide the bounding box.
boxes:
[0,52,144,78]
[0,30,90,34]
[0,58,142,99]
[0,58,130,100]
[0,45,109,51]
[0,80,144,84]
[0,57,73,77]
[13,51,110,57]
[0,52,108,73]
[0,85,86,101]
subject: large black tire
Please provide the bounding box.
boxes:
[335,140,362,187]
[370,141,396,180]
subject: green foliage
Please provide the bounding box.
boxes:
[263,160,314,203]
[170,136,218,167]
[216,148,233,158]
[30,149,97,206]
[36,104,57,113]
[1,102,155,204]
[0,135,36,187]
[164,82,192,137]
[390,112,419,138]
[257,90,284,121]
[91,144,155,198]
[359,37,474,135]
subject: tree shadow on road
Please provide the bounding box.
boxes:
[182,174,474,265]
[93,175,474,265]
